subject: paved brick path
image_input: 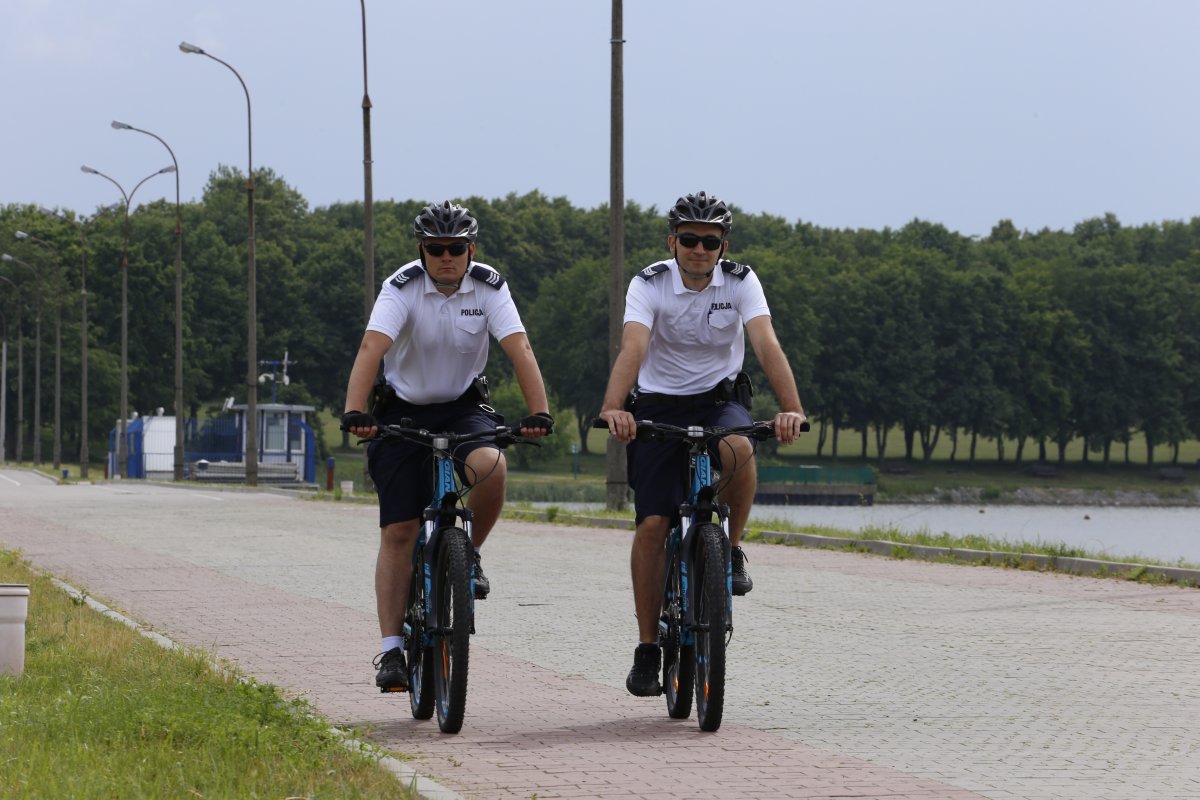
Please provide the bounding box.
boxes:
[3,469,1199,799]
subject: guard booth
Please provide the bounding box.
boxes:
[110,403,317,484]
[106,410,177,480]
[184,402,316,483]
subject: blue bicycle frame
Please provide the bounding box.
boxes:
[411,434,475,647]
[662,427,734,649]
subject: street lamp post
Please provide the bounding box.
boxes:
[180,41,258,486]
[80,164,174,478]
[112,121,185,481]
[41,206,92,479]
[15,231,63,470]
[1,254,38,465]
[0,275,18,464]
[359,0,375,323]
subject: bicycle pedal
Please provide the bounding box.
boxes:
[379,686,409,694]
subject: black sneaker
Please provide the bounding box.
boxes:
[731,546,754,596]
[626,643,663,696]
[373,647,408,692]
[473,550,490,599]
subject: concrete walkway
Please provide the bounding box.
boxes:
[3,468,1199,799]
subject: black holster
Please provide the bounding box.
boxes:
[368,377,398,417]
[733,371,754,410]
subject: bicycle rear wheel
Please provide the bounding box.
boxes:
[405,570,434,720]
[663,539,694,719]
[693,523,728,732]
[431,527,473,734]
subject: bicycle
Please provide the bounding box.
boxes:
[596,416,805,731]
[370,420,535,734]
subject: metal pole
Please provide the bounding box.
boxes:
[112,122,185,481]
[81,166,172,479]
[1,337,6,463]
[360,0,375,323]
[18,233,64,470]
[3,255,40,465]
[605,0,627,510]
[44,207,91,478]
[14,232,63,469]
[0,290,12,463]
[53,290,61,469]
[180,43,258,486]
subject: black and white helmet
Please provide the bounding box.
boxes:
[667,191,732,234]
[413,201,479,241]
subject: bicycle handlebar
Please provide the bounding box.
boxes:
[369,421,540,450]
[591,417,809,441]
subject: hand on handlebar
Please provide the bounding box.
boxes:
[518,412,554,438]
[597,408,637,443]
[774,411,809,445]
[341,410,378,440]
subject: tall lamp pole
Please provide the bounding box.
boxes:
[112,121,185,481]
[80,164,174,478]
[606,0,628,510]
[0,276,17,464]
[14,231,63,471]
[180,41,258,486]
[359,0,376,323]
[1,254,38,465]
[41,206,92,479]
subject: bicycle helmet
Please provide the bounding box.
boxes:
[667,191,732,235]
[413,201,479,241]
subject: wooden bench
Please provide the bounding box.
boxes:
[879,460,912,475]
[189,460,301,483]
[1029,463,1058,478]
[1157,466,1186,482]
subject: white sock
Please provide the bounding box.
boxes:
[381,635,404,653]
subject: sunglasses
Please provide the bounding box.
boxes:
[675,232,724,251]
[423,242,469,257]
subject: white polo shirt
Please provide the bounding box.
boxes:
[624,258,770,396]
[367,259,525,405]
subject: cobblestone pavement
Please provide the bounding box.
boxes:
[3,470,1199,799]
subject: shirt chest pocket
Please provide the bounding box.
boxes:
[703,309,740,345]
[453,313,487,353]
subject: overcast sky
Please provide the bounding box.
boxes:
[3,0,1198,237]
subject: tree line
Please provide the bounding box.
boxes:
[2,167,1198,467]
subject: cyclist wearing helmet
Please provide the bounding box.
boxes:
[598,190,808,697]
[342,200,553,692]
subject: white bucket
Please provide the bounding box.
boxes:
[340,480,355,496]
[0,584,30,678]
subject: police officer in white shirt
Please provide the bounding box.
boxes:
[342,201,553,692]
[598,191,808,697]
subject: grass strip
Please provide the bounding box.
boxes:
[0,550,414,800]
[500,506,1200,586]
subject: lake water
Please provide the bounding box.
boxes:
[530,502,1200,565]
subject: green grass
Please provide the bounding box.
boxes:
[0,550,414,800]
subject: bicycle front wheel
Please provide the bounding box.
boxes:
[405,570,434,720]
[663,541,694,719]
[693,523,728,732]
[431,527,473,734]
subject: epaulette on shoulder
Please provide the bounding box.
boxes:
[469,264,506,289]
[389,264,425,289]
[637,262,670,281]
[720,259,753,279]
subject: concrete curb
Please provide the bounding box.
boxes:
[501,508,1200,587]
[45,577,462,800]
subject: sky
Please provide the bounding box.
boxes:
[3,0,1199,238]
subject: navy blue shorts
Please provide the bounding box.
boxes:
[367,401,505,527]
[627,400,755,525]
